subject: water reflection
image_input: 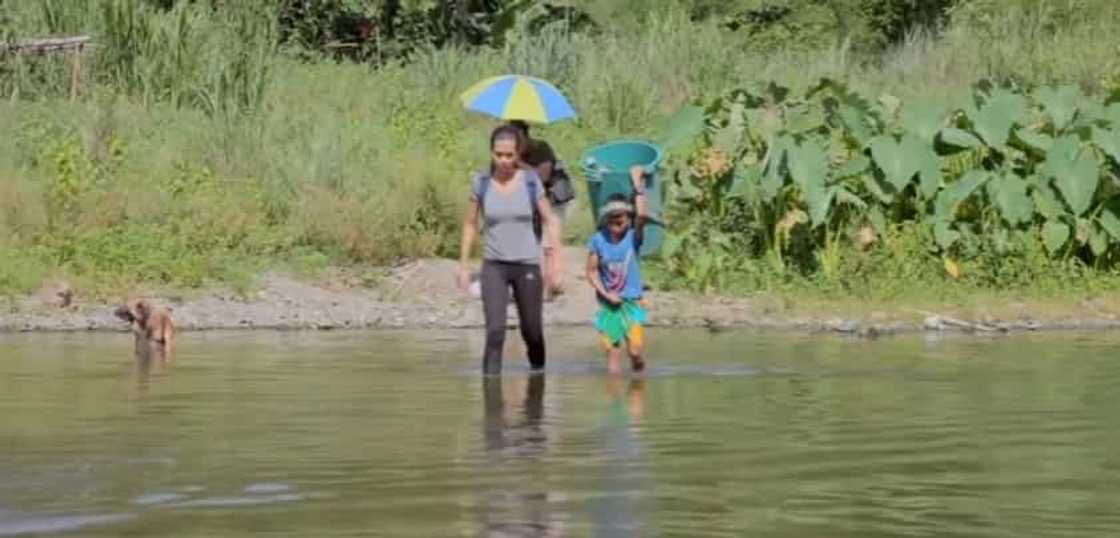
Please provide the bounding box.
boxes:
[477,374,568,536]
[590,376,652,537]
[128,354,170,409]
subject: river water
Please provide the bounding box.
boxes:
[2,329,1119,537]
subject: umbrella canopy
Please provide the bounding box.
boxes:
[460,75,576,124]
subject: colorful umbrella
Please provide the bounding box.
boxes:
[460,74,576,124]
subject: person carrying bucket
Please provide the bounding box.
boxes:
[585,166,649,374]
[509,119,575,300]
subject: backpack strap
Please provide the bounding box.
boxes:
[526,172,542,241]
[472,171,490,210]
[525,174,539,208]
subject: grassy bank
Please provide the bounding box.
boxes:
[3,1,1120,302]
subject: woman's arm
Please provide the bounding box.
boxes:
[537,194,563,290]
[537,195,561,253]
[458,199,480,293]
[630,166,649,243]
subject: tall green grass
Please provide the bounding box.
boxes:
[3,1,1120,297]
[1,0,275,115]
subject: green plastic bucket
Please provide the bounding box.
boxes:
[580,140,666,257]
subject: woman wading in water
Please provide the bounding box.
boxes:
[459,125,561,375]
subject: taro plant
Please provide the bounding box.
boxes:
[661,78,1120,292]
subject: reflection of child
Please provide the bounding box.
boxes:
[585,166,649,374]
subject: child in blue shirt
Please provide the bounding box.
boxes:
[586,166,649,374]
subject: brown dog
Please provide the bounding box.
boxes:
[114,299,175,360]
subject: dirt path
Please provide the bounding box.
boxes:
[3,246,1120,335]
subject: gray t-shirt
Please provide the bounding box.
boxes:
[472,170,544,264]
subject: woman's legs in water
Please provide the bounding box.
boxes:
[480,261,511,375]
[481,261,546,374]
[509,263,546,370]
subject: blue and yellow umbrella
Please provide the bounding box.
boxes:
[460,75,576,124]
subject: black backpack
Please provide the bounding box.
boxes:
[547,161,576,206]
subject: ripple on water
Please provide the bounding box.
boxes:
[131,482,309,511]
[0,511,136,536]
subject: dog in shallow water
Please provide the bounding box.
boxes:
[114,299,175,360]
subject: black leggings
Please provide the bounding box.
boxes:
[480,260,545,375]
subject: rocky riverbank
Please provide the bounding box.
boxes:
[3,248,1120,336]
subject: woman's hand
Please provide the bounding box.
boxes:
[603,291,623,306]
[544,245,563,292]
[457,265,472,296]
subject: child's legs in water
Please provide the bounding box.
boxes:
[600,333,625,374]
[625,324,646,372]
[600,323,645,373]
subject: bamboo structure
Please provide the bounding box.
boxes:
[1,35,92,100]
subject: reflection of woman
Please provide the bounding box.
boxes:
[479,375,566,536]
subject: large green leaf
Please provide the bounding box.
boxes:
[935,170,989,221]
[990,173,1033,225]
[1090,225,1109,257]
[788,140,828,192]
[806,185,835,228]
[835,155,870,178]
[788,140,832,227]
[939,127,984,149]
[729,163,763,199]
[1032,184,1066,219]
[970,90,1028,150]
[711,100,747,154]
[915,142,943,199]
[760,136,790,200]
[1041,220,1070,254]
[869,135,922,191]
[787,102,827,133]
[1015,128,1054,153]
[837,104,872,144]
[1044,135,1099,216]
[902,102,947,143]
[1036,85,1084,131]
[934,221,961,249]
[1092,126,1120,164]
[1098,207,1120,240]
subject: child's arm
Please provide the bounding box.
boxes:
[629,165,649,244]
[586,250,622,305]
